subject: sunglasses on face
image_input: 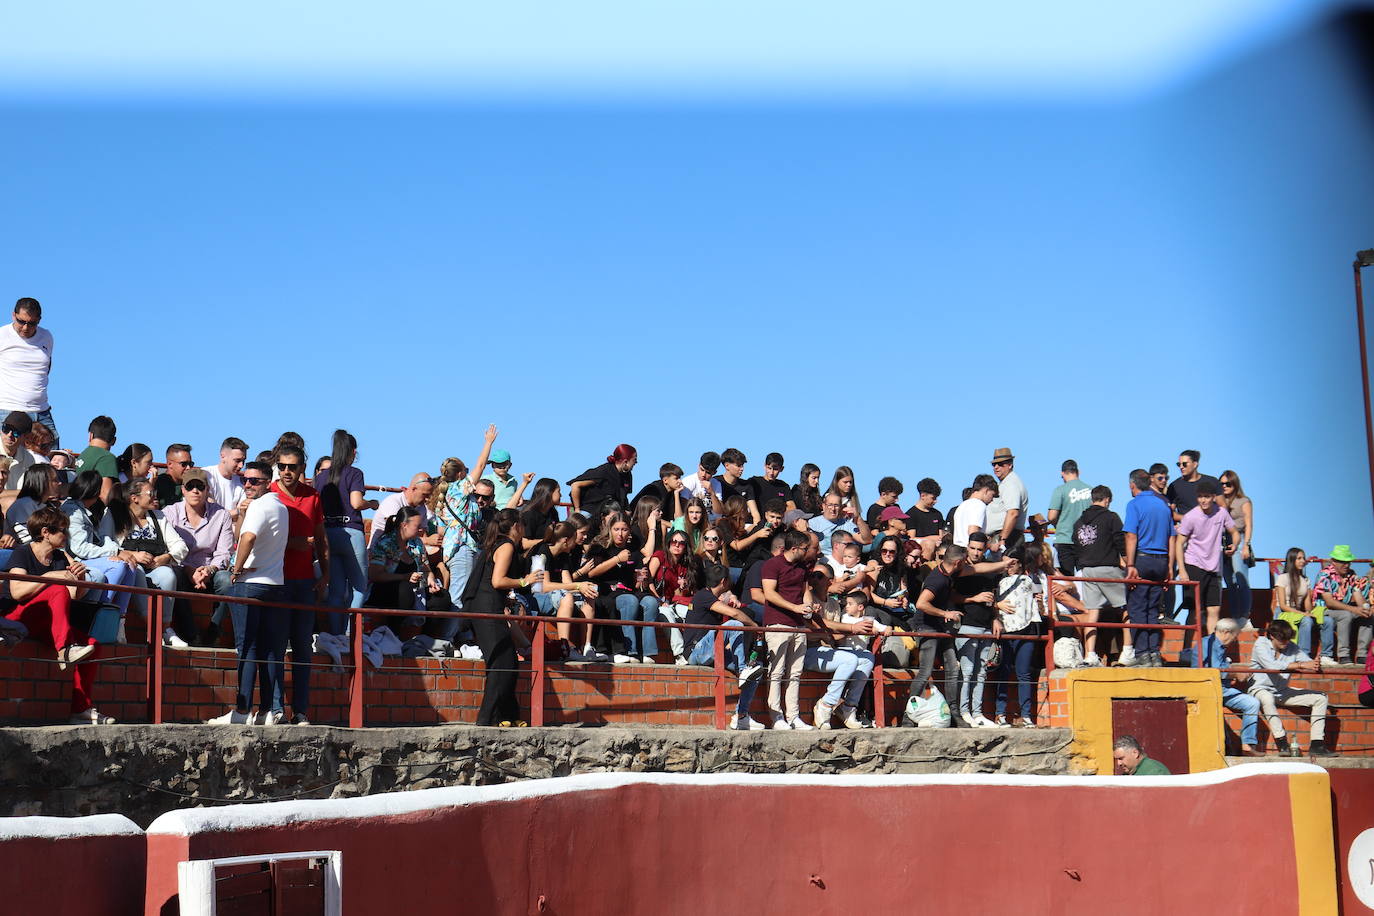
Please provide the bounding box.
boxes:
[703,535,720,543]
[12,317,36,328]
[1177,461,1188,468]
[172,460,193,468]
[0,426,19,437]
[992,460,1011,467]
[242,477,268,486]
[491,462,511,469]
[277,462,301,472]
[879,549,897,556]
[183,481,207,492]
[474,493,493,502]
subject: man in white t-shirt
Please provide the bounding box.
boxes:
[203,436,248,522]
[0,298,59,448]
[681,450,724,515]
[209,461,290,725]
[952,475,998,547]
[368,473,437,549]
[985,447,1029,552]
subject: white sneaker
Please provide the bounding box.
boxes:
[1083,652,1102,667]
[813,700,836,730]
[994,715,1012,728]
[612,653,639,665]
[729,714,768,731]
[116,620,128,644]
[971,715,998,728]
[1116,648,1136,667]
[738,663,764,687]
[837,706,866,730]
[640,655,656,665]
[208,709,250,725]
[771,716,792,731]
[254,710,286,725]
[68,707,115,725]
[674,655,689,667]
[291,714,311,725]
[789,717,815,731]
[1320,656,1337,667]
[163,628,189,649]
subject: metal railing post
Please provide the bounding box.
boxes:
[147,593,164,724]
[1194,582,1205,667]
[349,610,365,728]
[530,628,545,727]
[871,637,886,729]
[1044,574,1057,673]
[713,628,727,730]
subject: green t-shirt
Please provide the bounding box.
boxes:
[1049,480,1094,545]
[1133,756,1171,776]
[74,445,118,480]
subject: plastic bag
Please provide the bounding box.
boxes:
[1052,637,1084,669]
[904,685,952,728]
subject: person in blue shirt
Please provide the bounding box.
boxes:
[1122,469,1175,667]
[1203,619,1263,756]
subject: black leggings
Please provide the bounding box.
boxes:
[473,615,520,726]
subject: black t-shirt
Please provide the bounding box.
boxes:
[569,462,633,516]
[531,544,574,584]
[955,569,1000,630]
[685,587,727,652]
[791,484,821,516]
[587,542,639,592]
[1166,475,1220,516]
[750,476,790,511]
[520,506,559,545]
[715,475,755,507]
[739,522,778,571]
[1,543,68,611]
[906,504,946,539]
[630,480,675,515]
[919,566,955,630]
[865,502,890,530]
[742,558,771,604]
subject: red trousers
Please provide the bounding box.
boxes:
[5,583,100,714]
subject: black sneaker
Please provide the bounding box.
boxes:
[199,622,221,647]
[1309,741,1338,757]
[1273,737,1291,755]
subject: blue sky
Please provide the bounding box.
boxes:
[3,1,1373,561]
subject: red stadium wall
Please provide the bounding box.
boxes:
[143,765,1337,916]
[0,814,146,916]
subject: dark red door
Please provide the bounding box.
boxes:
[1112,697,1190,774]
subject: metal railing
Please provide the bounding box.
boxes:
[2,569,1367,730]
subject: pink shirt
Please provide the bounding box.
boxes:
[1177,505,1235,573]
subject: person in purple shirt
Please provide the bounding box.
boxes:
[161,468,237,646]
[1175,478,1235,647]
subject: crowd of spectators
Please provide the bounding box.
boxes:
[0,298,1368,741]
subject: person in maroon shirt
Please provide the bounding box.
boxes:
[761,528,816,729]
[268,445,328,724]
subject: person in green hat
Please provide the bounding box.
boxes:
[483,448,532,511]
[1312,545,1372,666]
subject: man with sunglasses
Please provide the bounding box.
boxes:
[269,446,329,724]
[154,444,194,507]
[210,461,290,725]
[0,411,39,486]
[1166,450,1220,524]
[986,448,1028,553]
[485,449,520,509]
[164,468,235,645]
[0,298,58,449]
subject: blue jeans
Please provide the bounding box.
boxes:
[955,625,994,717]
[687,619,760,715]
[1296,614,1334,657]
[995,627,1040,719]
[432,546,477,643]
[23,407,58,448]
[1127,554,1168,656]
[615,593,659,657]
[1223,684,1260,746]
[83,557,136,615]
[1222,552,1252,625]
[271,579,316,717]
[805,644,875,708]
[324,527,367,635]
[231,582,289,714]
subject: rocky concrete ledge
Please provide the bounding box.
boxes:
[0,724,1073,826]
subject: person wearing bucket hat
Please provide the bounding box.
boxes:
[1313,545,1372,665]
[985,448,1027,553]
